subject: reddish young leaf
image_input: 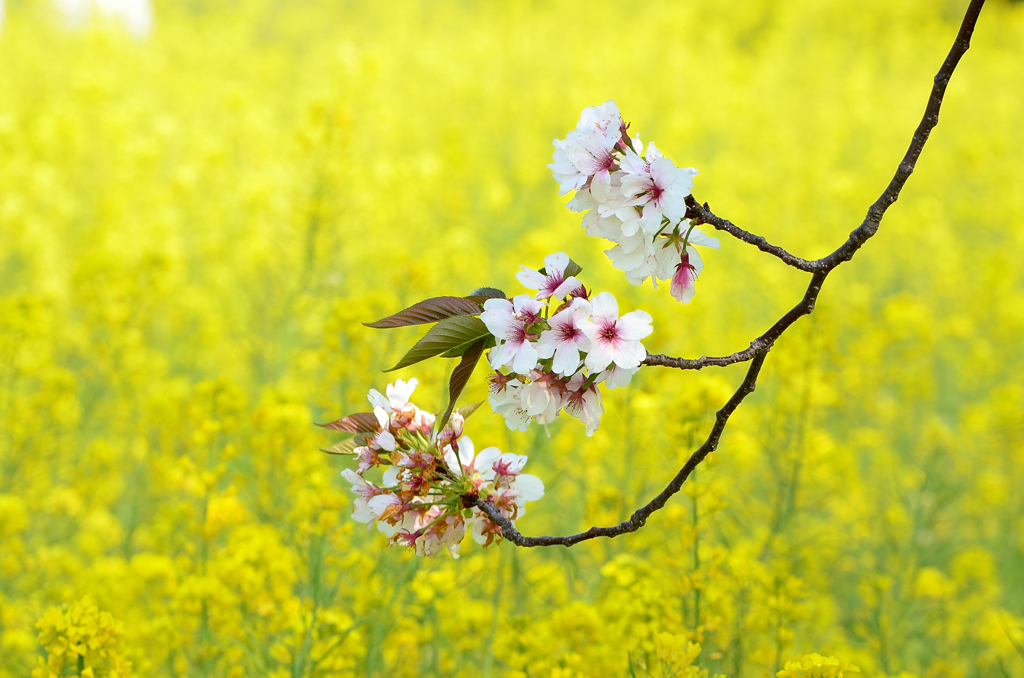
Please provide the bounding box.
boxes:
[364,296,482,329]
[316,412,378,433]
[436,337,487,432]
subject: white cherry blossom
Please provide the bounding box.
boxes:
[579,292,653,372]
[368,378,418,413]
[548,102,716,301]
[565,374,603,437]
[548,100,624,196]
[566,126,621,201]
[369,407,396,452]
[576,100,622,135]
[341,469,379,524]
[516,252,582,301]
[548,138,587,195]
[598,364,641,390]
[488,383,531,432]
[536,297,592,376]
[519,374,565,422]
[619,147,696,234]
[481,295,543,374]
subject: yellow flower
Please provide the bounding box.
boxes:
[777,654,860,678]
[33,599,131,678]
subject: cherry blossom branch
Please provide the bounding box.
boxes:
[481,0,987,547]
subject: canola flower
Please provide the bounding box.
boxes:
[32,599,131,678]
[776,654,860,678]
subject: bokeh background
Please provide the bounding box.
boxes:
[1,0,1023,676]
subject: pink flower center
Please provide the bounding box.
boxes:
[566,390,587,415]
[493,458,517,477]
[600,320,618,343]
[510,323,529,344]
[647,178,664,205]
[557,323,582,342]
[540,272,565,297]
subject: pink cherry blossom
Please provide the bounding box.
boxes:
[567,127,620,202]
[565,373,603,437]
[480,295,543,374]
[671,250,700,304]
[489,452,528,482]
[667,228,719,303]
[516,252,583,301]
[535,297,592,376]
[579,292,653,372]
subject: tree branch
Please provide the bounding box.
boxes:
[472,351,769,547]
[481,0,987,548]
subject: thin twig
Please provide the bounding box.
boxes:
[644,270,826,371]
[685,197,819,273]
[481,0,987,547]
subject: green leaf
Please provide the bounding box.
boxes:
[385,315,491,372]
[436,338,487,432]
[439,334,495,358]
[465,287,506,305]
[364,296,482,329]
[316,412,378,433]
[320,438,364,455]
[455,401,483,421]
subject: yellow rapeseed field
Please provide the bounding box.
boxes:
[1,0,1023,676]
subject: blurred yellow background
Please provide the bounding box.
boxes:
[1,0,1023,676]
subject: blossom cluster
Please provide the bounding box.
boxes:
[481,252,653,436]
[33,599,132,678]
[549,100,721,303]
[336,378,544,558]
